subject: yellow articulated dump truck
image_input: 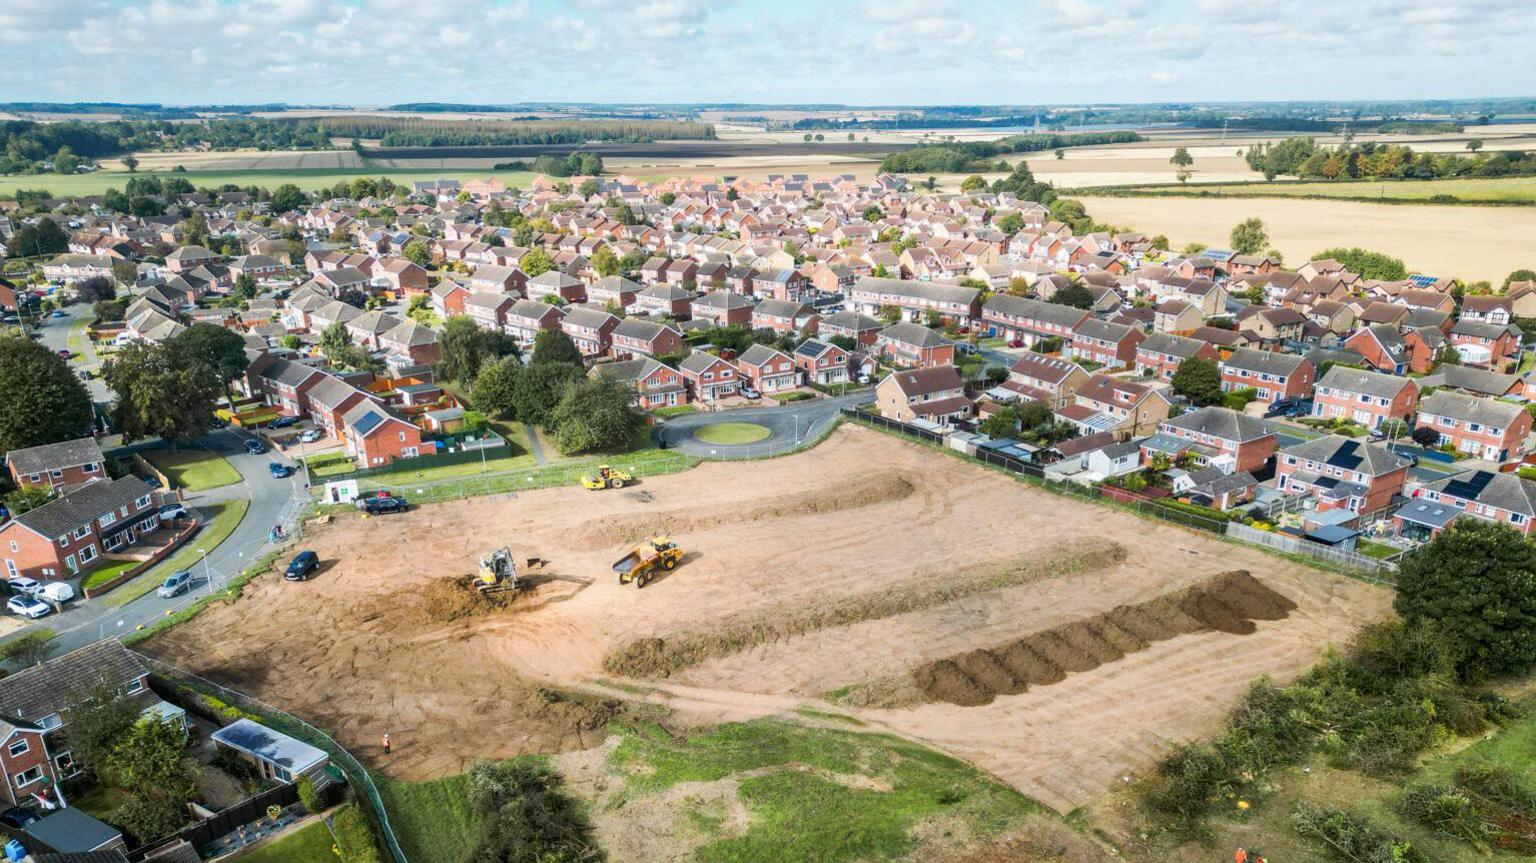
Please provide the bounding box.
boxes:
[612,537,683,588]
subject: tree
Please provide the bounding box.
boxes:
[1503,269,1536,290]
[472,355,523,419]
[439,316,489,383]
[0,630,55,669]
[402,239,432,267]
[1047,282,1095,309]
[978,405,1021,439]
[3,485,53,517]
[590,245,619,278]
[512,362,583,428]
[1229,218,1269,255]
[107,717,199,803]
[862,205,884,222]
[1171,356,1223,406]
[1466,139,1484,153]
[577,178,600,197]
[466,759,594,863]
[172,322,250,408]
[1411,425,1440,447]
[550,376,644,454]
[531,328,584,367]
[996,212,1023,234]
[1395,519,1536,680]
[520,248,554,278]
[269,183,306,213]
[104,340,222,446]
[75,275,116,303]
[8,218,68,258]
[0,336,94,451]
[113,795,189,847]
[122,154,139,173]
[1169,147,1194,168]
[1176,169,1191,184]
[112,258,139,286]
[1311,247,1408,282]
[182,211,209,248]
[1054,149,1064,160]
[318,321,353,361]
[61,681,142,781]
[659,192,676,206]
[960,175,987,192]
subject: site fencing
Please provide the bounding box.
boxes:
[135,652,410,863]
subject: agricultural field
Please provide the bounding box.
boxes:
[1092,175,1536,204]
[104,149,366,172]
[141,424,1386,845]
[0,167,539,197]
[1075,195,1536,284]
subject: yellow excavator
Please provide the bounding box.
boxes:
[582,465,633,491]
[612,537,683,588]
[472,547,544,593]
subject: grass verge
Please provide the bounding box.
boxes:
[102,499,250,608]
[374,771,482,863]
[80,558,142,591]
[142,447,243,491]
[692,422,772,445]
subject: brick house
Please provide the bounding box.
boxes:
[980,294,1087,347]
[611,318,684,359]
[737,344,799,393]
[818,311,885,349]
[527,271,588,305]
[1345,324,1425,375]
[341,402,425,468]
[1219,348,1315,403]
[1448,319,1523,371]
[593,357,686,409]
[0,476,160,581]
[465,291,517,333]
[504,299,566,349]
[1156,406,1277,473]
[5,438,106,491]
[305,376,379,439]
[587,275,641,309]
[692,290,754,328]
[635,283,695,319]
[752,299,818,335]
[1397,470,1536,539]
[1060,375,1172,440]
[379,319,441,366]
[1415,389,1531,463]
[376,258,429,295]
[852,277,981,324]
[1311,366,1418,431]
[1153,300,1203,335]
[1070,319,1144,370]
[469,264,527,295]
[254,359,328,417]
[431,282,470,318]
[876,365,972,425]
[560,307,620,357]
[678,352,740,401]
[877,322,956,368]
[1276,435,1411,516]
[1136,332,1220,382]
[792,339,850,385]
[1002,353,1090,410]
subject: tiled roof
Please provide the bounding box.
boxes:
[10,476,156,540]
[0,640,147,722]
[5,437,104,476]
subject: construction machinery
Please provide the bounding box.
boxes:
[612,537,683,588]
[473,547,544,593]
[582,465,632,491]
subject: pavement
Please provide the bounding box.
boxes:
[655,390,875,458]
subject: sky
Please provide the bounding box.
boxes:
[2,0,1534,107]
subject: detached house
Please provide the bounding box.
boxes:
[793,339,850,385]
[1311,366,1418,431]
[876,365,972,425]
[877,322,956,368]
[1276,435,1411,516]
[593,357,686,409]
[1415,390,1531,463]
[1219,349,1315,403]
[752,299,818,335]
[1061,375,1172,440]
[341,402,425,469]
[0,476,160,581]
[5,438,106,491]
[736,344,799,394]
[1156,406,1277,473]
[679,352,740,401]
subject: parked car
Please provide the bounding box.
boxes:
[284,551,319,581]
[39,582,74,603]
[7,595,50,619]
[268,461,293,479]
[6,577,41,596]
[299,429,322,443]
[49,309,64,319]
[77,369,92,380]
[159,502,189,520]
[1007,339,1024,348]
[55,348,70,359]
[156,570,193,598]
[270,416,300,429]
[1263,398,1300,419]
[739,385,761,400]
[0,807,39,829]
[363,496,408,515]
[243,438,267,455]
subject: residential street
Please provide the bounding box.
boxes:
[656,391,875,458]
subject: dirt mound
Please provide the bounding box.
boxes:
[603,538,1128,678]
[574,473,917,550]
[416,577,523,623]
[912,571,1296,706]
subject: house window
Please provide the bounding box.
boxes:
[78,544,96,564]
[13,766,42,788]
[50,469,62,479]
[54,751,77,777]
[73,526,89,540]
[7,739,27,758]
[6,542,15,554]
[27,474,40,484]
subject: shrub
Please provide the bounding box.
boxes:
[1141,744,1232,839]
[332,805,383,863]
[297,775,321,814]
[1291,804,1427,863]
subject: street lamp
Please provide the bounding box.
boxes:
[198,547,212,595]
[98,619,124,641]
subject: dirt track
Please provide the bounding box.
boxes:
[143,425,1388,811]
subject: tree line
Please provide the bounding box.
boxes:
[1244,137,1536,181]
[878,131,1143,174]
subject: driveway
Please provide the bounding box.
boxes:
[655,391,874,459]
[29,428,311,659]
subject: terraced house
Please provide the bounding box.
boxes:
[981,294,1089,348]
[850,276,981,324]
[1070,319,1143,370]
[1060,375,1171,440]
[1155,406,1277,474]
[1135,332,1219,382]
[1311,366,1418,431]
[0,476,160,581]
[560,306,621,357]
[999,353,1090,410]
[611,318,683,359]
[1414,390,1531,463]
[1276,435,1412,516]
[1219,348,1315,404]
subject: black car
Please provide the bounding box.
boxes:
[363,496,408,515]
[243,438,267,455]
[284,551,319,581]
[0,806,38,829]
[270,416,300,429]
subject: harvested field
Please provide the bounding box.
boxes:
[142,425,1388,812]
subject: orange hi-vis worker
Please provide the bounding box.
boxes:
[1235,849,1248,863]
[382,733,392,754]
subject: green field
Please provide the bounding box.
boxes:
[142,447,243,491]
[0,168,541,197]
[692,422,773,444]
[1093,175,1536,204]
[235,818,338,863]
[376,771,481,863]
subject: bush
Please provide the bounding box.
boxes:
[1141,744,1233,839]
[467,760,596,863]
[297,775,321,814]
[332,805,383,863]
[1291,804,1427,863]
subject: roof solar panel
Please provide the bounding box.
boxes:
[1443,470,1495,500]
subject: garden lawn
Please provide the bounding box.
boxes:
[142,448,243,491]
[376,771,481,863]
[81,558,142,592]
[652,404,698,418]
[71,785,132,822]
[692,422,772,445]
[236,817,338,863]
[101,499,250,608]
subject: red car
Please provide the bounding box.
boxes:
[1007,339,1024,348]
[55,349,71,359]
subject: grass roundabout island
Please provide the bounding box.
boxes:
[692,422,773,445]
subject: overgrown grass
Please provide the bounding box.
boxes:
[349,445,698,504]
[235,816,339,863]
[141,447,243,491]
[101,499,250,608]
[375,771,482,863]
[602,718,1043,863]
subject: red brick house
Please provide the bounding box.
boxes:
[306,376,379,439]
[431,282,471,318]
[752,299,818,335]
[465,291,517,333]
[593,357,686,409]
[1415,390,1531,463]
[504,299,566,349]
[1002,353,1090,410]
[560,307,621,357]
[341,402,426,468]
[1219,348,1315,403]
[5,438,106,491]
[527,271,588,304]
[0,717,59,807]
[635,283,695,319]
[876,365,972,425]
[980,293,1087,347]
[376,258,429,295]
[792,339,850,385]
[1397,470,1536,539]
[877,322,956,369]
[692,290,754,328]
[1070,319,1144,370]
[611,318,684,359]
[1276,435,1411,516]
[1136,332,1219,382]
[379,319,441,366]
[678,352,740,401]
[853,277,981,325]
[1311,366,1417,431]
[588,275,641,309]
[1448,320,1523,372]
[1345,324,1425,375]
[255,359,328,417]
[818,311,884,349]
[1156,406,1277,473]
[737,344,799,393]
[0,476,160,581]
[1061,375,1172,440]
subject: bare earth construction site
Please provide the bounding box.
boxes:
[143,426,1389,812]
